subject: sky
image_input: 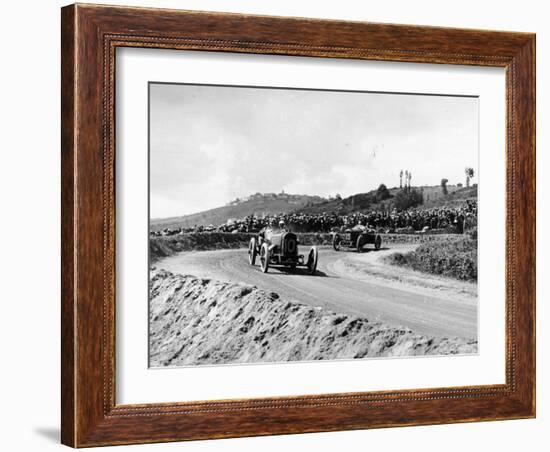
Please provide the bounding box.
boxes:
[149,83,478,219]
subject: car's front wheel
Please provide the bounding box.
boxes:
[259,242,270,273]
[332,234,341,251]
[374,234,382,250]
[307,246,318,275]
[248,237,257,265]
[356,235,365,252]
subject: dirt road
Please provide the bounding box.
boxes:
[156,245,477,340]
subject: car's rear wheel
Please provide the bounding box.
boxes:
[307,246,318,275]
[332,234,341,251]
[259,242,270,273]
[248,237,257,265]
[356,235,365,252]
[374,234,382,250]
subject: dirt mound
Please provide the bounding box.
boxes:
[149,270,477,366]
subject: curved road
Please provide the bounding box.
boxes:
[157,246,477,340]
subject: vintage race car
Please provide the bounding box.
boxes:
[248,229,318,274]
[332,229,382,252]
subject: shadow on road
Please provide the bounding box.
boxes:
[356,247,390,253]
[279,267,329,277]
[255,266,330,277]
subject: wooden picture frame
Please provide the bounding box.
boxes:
[61,3,535,447]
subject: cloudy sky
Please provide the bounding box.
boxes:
[150,83,478,219]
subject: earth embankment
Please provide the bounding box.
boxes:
[149,269,477,367]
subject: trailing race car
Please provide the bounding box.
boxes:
[248,227,318,274]
[332,228,382,252]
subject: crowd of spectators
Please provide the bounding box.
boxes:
[151,200,477,237]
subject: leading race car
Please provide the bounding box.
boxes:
[248,224,318,274]
[332,228,382,252]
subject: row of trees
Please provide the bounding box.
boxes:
[399,170,413,191]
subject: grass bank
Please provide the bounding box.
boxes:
[385,236,477,282]
[150,232,458,262]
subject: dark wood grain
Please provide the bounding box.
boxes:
[61,3,536,447]
[60,5,76,447]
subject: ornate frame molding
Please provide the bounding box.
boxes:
[62,4,535,447]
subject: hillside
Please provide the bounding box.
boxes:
[293,187,400,215]
[293,185,476,215]
[151,185,478,231]
[421,185,477,209]
[150,193,325,231]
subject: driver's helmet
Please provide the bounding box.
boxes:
[278,220,286,228]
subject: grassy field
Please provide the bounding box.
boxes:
[385,235,477,282]
[421,185,477,209]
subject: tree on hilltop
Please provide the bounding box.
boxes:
[376,183,391,201]
[465,167,475,187]
[441,178,449,195]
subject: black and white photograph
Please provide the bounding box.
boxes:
[148,82,479,367]
[3,0,542,449]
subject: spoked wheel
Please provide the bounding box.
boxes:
[248,237,257,265]
[374,234,382,250]
[259,242,270,273]
[332,234,341,251]
[307,246,318,275]
[356,235,365,253]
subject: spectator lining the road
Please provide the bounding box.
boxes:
[151,200,477,237]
